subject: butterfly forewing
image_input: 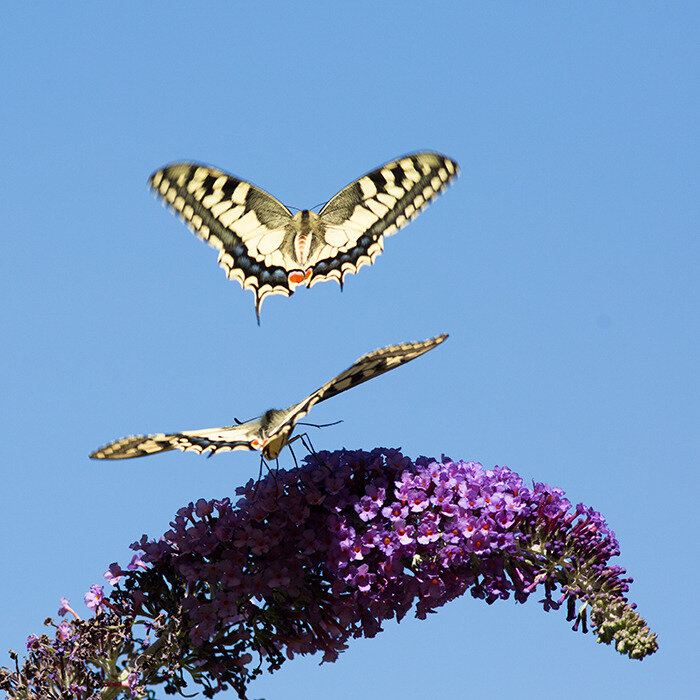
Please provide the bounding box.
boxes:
[149,152,458,319]
[149,164,295,315]
[89,434,179,460]
[241,334,450,448]
[90,335,447,462]
[310,153,459,286]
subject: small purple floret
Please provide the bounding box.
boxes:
[84,585,104,611]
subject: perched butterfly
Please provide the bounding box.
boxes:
[90,334,447,461]
[149,152,458,321]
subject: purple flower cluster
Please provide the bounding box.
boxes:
[0,449,657,699]
[123,448,656,692]
[4,607,146,699]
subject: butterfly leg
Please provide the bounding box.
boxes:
[251,455,265,496]
[273,457,281,497]
[254,454,276,495]
[263,454,280,486]
[283,433,319,467]
[297,432,333,474]
[285,433,316,458]
[288,441,300,470]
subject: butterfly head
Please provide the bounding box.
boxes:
[255,408,294,459]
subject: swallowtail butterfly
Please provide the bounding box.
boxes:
[90,334,447,461]
[149,152,458,321]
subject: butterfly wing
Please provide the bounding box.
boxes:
[308,152,459,287]
[149,163,296,319]
[150,153,458,319]
[260,334,449,451]
[89,419,266,460]
[90,335,448,461]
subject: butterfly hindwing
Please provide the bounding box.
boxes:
[150,153,458,319]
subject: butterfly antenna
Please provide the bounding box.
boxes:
[297,419,343,429]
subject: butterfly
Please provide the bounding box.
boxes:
[149,152,458,321]
[90,334,447,461]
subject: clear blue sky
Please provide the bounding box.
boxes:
[1,3,697,698]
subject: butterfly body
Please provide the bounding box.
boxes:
[90,335,448,461]
[149,152,458,319]
[277,210,328,285]
[254,408,297,459]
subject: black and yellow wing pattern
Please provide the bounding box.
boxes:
[90,334,447,461]
[149,152,458,320]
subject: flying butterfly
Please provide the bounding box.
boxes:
[149,152,459,321]
[90,334,447,461]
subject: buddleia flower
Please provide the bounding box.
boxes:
[0,449,657,699]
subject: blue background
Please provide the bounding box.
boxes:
[1,3,697,698]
